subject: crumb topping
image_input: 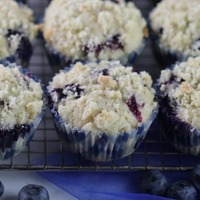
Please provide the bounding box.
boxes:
[158,57,200,129]
[0,63,43,129]
[48,61,157,134]
[43,0,147,61]
[0,0,37,59]
[150,0,200,58]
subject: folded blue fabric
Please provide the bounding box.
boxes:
[38,171,175,200]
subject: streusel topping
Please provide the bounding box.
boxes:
[0,63,43,129]
[159,57,200,129]
[48,61,157,134]
[43,0,147,62]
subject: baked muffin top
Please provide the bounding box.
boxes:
[150,0,200,58]
[43,0,147,62]
[0,63,43,129]
[0,0,37,59]
[48,61,157,134]
[159,57,200,129]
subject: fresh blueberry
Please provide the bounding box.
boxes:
[140,170,168,196]
[0,181,4,198]
[191,164,200,191]
[166,180,197,200]
[18,184,49,200]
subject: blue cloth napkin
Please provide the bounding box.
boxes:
[38,171,176,200]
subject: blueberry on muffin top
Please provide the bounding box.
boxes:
[0,63,43,129]
[43,0,147,62]
[150,0,200,58]
[0,0,37,59]
[158,57,200,129]
[48,61,157,134]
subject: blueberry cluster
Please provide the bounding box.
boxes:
[0,124,31,152]
[140,165,200,200]
[6,29,32,63]
[83,34,124,57]
[0,182,49,200]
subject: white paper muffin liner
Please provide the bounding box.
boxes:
[0,61,46,160]
[49,103,158,162]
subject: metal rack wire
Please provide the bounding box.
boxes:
[0,0,199,171]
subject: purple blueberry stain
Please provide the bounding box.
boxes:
[0,101,4,108]
[6,29,32,62]
[111,0,119,3]
[64,84,84,99]
[50,84,84,104]
[159,27,163,35]
[126,95,144,123]
[102,69,109,76]
[105,34,124,50]
[0,124,30,152]
[191,38,200,52]
[50,88,65,103]
[83,34,124,57]
[17,36,32,61]
[6,29,21,38]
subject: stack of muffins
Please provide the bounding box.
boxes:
[3,0,200,162]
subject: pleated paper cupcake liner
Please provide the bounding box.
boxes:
[50,105,158,162]
[158,98,200,156]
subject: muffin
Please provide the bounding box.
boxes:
[150,0,200,65]
[0,0,37,67]
[42,0,148,71]
[48,61,158,161]
[158,57,200,155]
[0,61,45,160]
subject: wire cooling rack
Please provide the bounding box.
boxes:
[1,0,200,171]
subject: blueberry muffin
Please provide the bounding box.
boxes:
[48,61,158,161]
[150,0,200,65]
[158,57,200,155]
[42,0,148,70]
[0,0,37,67]
[0,62,45,160]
